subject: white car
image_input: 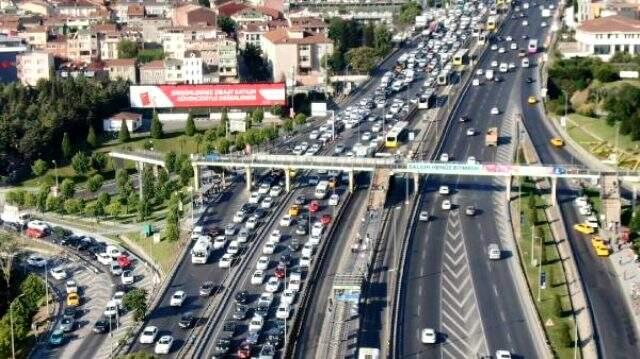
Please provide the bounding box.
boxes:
[522,20,528,26]
[224,223,237,236]
[329,193,340,206]
[438,186,450,195]
[154,335,174,355]
[258,183,271,194]
[421,328,437,344]
[258,292,274,307]
[490,44,498,51]
[262,242,276,254]
[269,186,283,197]
[361,132,372,141]
[232,210,246,223]
[311,222,324,236]
[279,215,293,227]
[248,192,261,204]
[219,253,236,268]
[139,326,159,344]
[260,196,274,209]
[65,280,78,294]
[510,42,517,50]
[251,270,265,285]
[309,130,320,140]
[309,234,322,246]
[269,229,282,243]
[213,235,227,250]
[498,47,505,53]
[27,254,47,268]
[265,277,281,293]
[104,300,119,317]
[491,60,498,68]
[467,156,477,165]
[490,107,499,115]
[579,205,592,216]
[276,303,291,320]
[496,350,512,359]
[439,153,449,162]
[466,128,475,136]
[282,289,297,305]
[442,200,452,210]
[575,196,589,207]
[170,290,186,307]
[506,36,513,42]
[226,240,241,255]
[50,266,67,280]
[112,291,125,307]
[419,211,429,222]
[300,254,312,268]
[245,217,258,230]
[121,270,134,285]
[249,315,264,332]
[110,263,123,276]
[472,78,480,86]
[256,256,270,270]
[541,21,547,27]
[96,252,112,265]
[475,68,484,75]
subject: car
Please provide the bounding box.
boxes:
[526,76,534,83]
[441,200,451,210]
[260,196,274,209]
[178,311,195,329]
[67,292,80,306]
[510,42,517,50]
[275,263,286,279]
[574,223,595,234]
[289,205,300,217]
[308,200,320,213]
[96,252,113,265]
[263,242,276,254]
[522,20,528,26]
[459,116,469,123]
[237,341,252,358]
[276,303,291,320]
[265,276,281,293]
[490,107,499,115]
[320,214,332,225]
[170,290,186,307]
[288,239,301,252]
[491,60,498,68]
[260,344,276,358]
[438,185,450,195]
[528,96,537,104]
[496,350,512,359]
[249,192,261,204]
[421,328,437,344]
[329,193,340,206]
[476,68,484,75]
[235,290,249,305]
[219,253,236,268]
[251,270,265,285]
[139,326,159,344]
[334,144,345,154]
[65,280,78,294]
[238,227,252,243]
[60,317,75,332]
[116,254,132,269]
[490,44,498,51]
[104,300,119,317]
[93,318,112,334]
[541,21,547,27]
[269,185,283,197]
[154,335,174,355]
[579,205,592,216]
[226,240,241,255]
[111,291,125,308]
[465,206,477,216]
[213,235,227,250]
[258,182,271,195]
[198,281,215,296]
[472,78,480,86]
[419,211,429,221]
[300,254,312,268]
[233,210,246,223]
[26,254,47,267]
[256,256,270,270]
[63,307,77,320]
[282,289,297,305]
[48,328,65,346]
[466,128,475,136]
[279,215,293,227]
[249,315,264,332]
[50,266,68,280]
[488,244,501,260]
[294,196,306,205]
[467,156,477,165]
[110,262,123,276]
[440,153,449,162]
[550,137,565,147]
[121,270,134,285]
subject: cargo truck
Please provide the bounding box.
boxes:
[1,205,30,228]
[485,127,498,146]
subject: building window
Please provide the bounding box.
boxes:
[593,44,611,55]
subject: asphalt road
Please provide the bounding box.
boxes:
[397,4,552,358]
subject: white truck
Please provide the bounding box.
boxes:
[1,205,30,228]
[541,8,551,18]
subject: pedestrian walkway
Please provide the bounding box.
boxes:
[609,248,640,335]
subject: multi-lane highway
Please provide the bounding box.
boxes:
[397,3,552,358]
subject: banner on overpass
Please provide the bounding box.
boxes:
[407,162,560,176]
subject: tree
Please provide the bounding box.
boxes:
[97,192,111,208]
[252,108,264,124]
[91,152,108,173]
[198,0,210,7]
[164,151,177,173]
[346,47,379,73]
[180,162,194,187]
[594,64,619,83]
[215,137,231,154]
[294,113,307,126]
[0,235,18,299]
[46,194,64,213]
[151,111,163,139]
[60,178,75,199]
[36,186,49,212]
[217,16,236,35]
[24,192,37,208]
[87,174,104,193]
[61,132,72,160]
[105,201,123,218]
[185,111,196,136]
[118,39,139,59]
[374,25,392,56]
[20,274,45,310]
[396,2,422,27]
[31,159,49,177]
[363,22,375,47]
[123,288,148,321]
[116,169,131,195]
[164,221,180,242]
[119,120,131,143]
[86,125,98,148]
[63,198,83,214]
[241,44,269,81]
[631,209,640,233]
[71,152,90,176]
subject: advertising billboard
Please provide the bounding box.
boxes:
[130,83,286,109]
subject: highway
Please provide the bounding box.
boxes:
[397,3,551,358]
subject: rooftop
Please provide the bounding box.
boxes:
[578,15,640,33]
[263,27,331,45]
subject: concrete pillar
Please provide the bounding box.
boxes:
[221,168,226,188]
[348,171,355,193]
[413,173,420,192]
[152,165,159,177]
[245,166,252,192]
[285,169,291,192]
[192,164,200,192]
[505,175,512,201]
[551,177,558,205]
[137,161,144,200]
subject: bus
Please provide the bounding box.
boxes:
[385,121,409,148]
[478,32,487,45]
[528,39,538,54]
[418,91,436,109]
[191,237,212,264]
[486,16,497,31]
[315,180,329,199]
[452,49,469,66]
[437,70,451,86]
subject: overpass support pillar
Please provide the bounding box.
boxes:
[137,161,144,200]
[413,173,420,192]
[152,165,159,178]
[285,169,291,192]
[348,171,355,193]
[245,167,252,192]
[192,165,200,192]
[505,175,512,201]
[551,177,558,205]
[221,168,226,188]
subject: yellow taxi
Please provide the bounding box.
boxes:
[67,293,80,307]
[288,205,300,217]
[591,237,610,257]
[527,96,537,104]
[550,137,565,148]
[289,169,298,179]
[573,223,595,235]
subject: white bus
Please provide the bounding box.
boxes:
[315,180,330,199]
[418,91,436,109]
[191,237,212,264]
[437,70,451,86]
[528,39,538,54]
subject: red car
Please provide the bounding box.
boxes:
[117,254,132,269]
[275,264,286,279]
[26,227,45,238]
[237,342,252,358]
[308,200,320,213]
[320,214,332,225]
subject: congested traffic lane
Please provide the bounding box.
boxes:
[399,3,549,358]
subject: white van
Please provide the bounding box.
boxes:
[485,69,494,80]
[521,58,530,68]
[499,63,508,73]
[488,244,501,260]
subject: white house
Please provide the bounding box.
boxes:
[103,112,142,132]
[573,15,640,61]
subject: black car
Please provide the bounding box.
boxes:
[92,318,113,334]
[233,305,248,320]
[214,337,231,355]
[253,208,267,219]
[179,311,195,329]
[235,290,249,304]
[288,239,301,252]
[199,281,215,296]
[279,254,292,267]
[459,116,469,122]
[63,307,77,320]
[222,320,237,336]
[295,224,307,235]
[60,317,75,332]
[255,303,270,317]
[526,77,534,83]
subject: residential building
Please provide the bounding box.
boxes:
[104,58,137,83]
[16,50,53,86]
[288,17,328,34]
[140,59,164,84]
[261,27,333,85]
[56,0,105,18]
[18,0,53,16]
[172,4,216,27]
[103,111,142,132]
[160,25,220,59]
[217,38,237,81]
[0,35,27,83]
[98,31,121,60]
[18,26,48,49]
[573,15,640,60]
[183,50,203,84]
[164,58,183,84]
[238,22,268,49]
[45,35,68,60]
[67,29,99,63]
[186,37,238,82]
[129,17,172,44]
[577,0,640,23]
[56,61,108,80]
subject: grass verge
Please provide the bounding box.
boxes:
[114,232,183,273]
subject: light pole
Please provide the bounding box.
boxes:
[9,293,25,359]
[51,160,59,190]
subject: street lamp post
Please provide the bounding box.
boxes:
[51,160,59,190]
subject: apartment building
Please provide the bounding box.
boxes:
[104,58,137,83]
[18,26,48,49]
[160,25,220,59]
[172,4,216,27]
[140,59,165,84]
[66,29,98,63]
[16,50,53,86]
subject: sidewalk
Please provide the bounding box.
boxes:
[609,248,640,337]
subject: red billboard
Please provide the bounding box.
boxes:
[129,83,287,109]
